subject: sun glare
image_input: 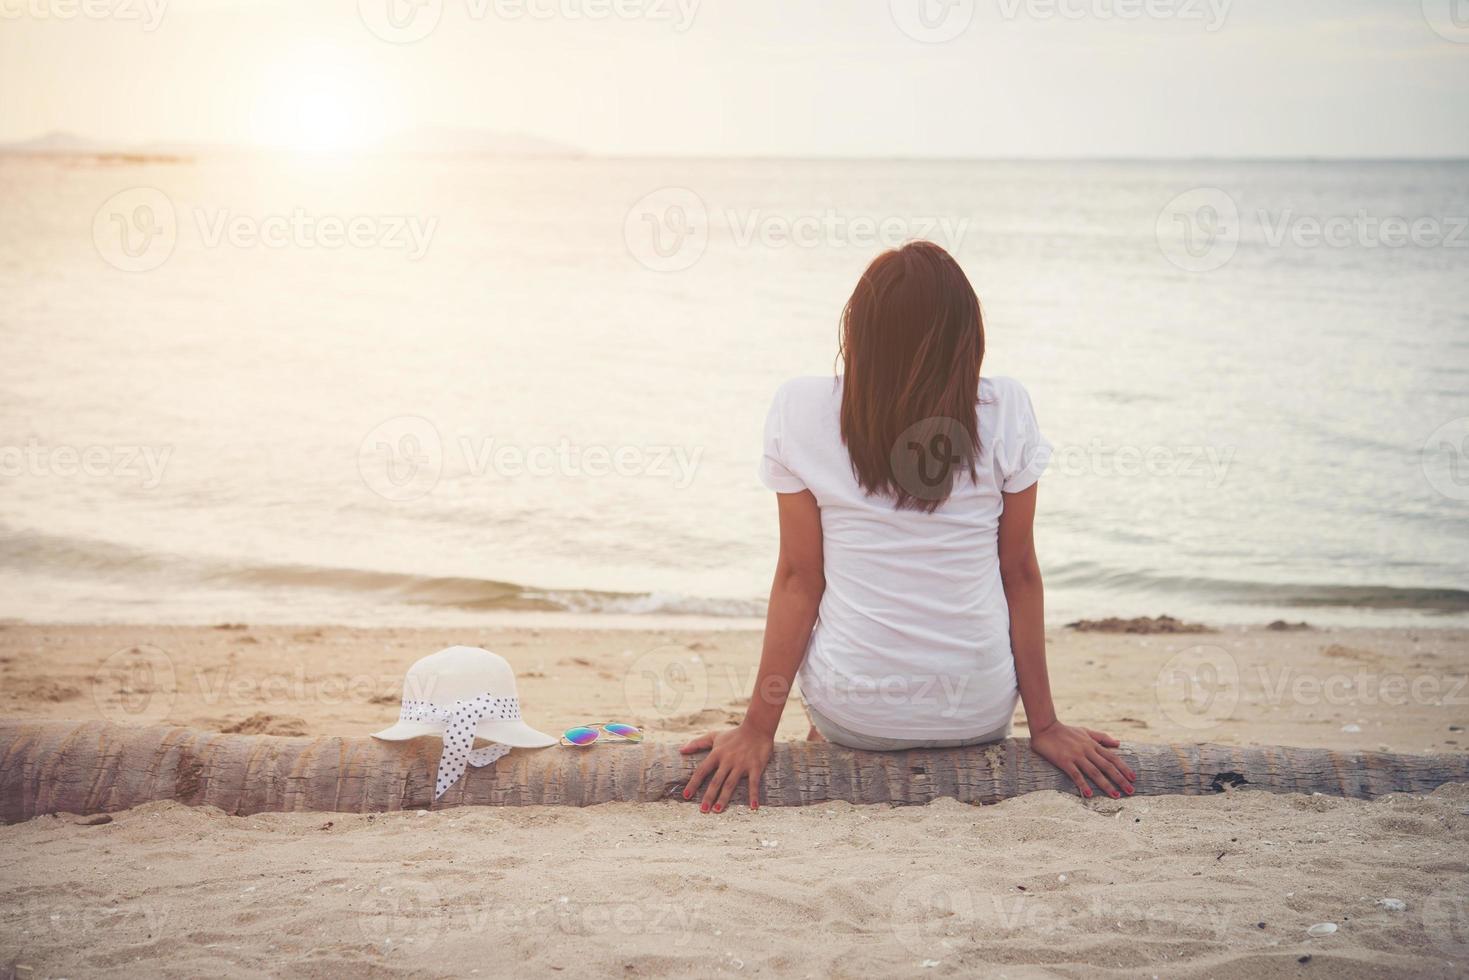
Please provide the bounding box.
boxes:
[252,45,387,155]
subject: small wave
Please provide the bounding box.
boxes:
[3,526,1463,622]
[0,526,764,618]
[1047,562,1469,614]
[523,589,765,618]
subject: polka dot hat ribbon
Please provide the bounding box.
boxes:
[397,694,521,800]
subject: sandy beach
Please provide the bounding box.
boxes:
[2,621,1468,977]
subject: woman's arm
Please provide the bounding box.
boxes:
[999,483,1137,799]
[680,490,824,813]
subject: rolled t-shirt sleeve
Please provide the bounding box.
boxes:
[758,385,807,493]
[995,378,1053,494]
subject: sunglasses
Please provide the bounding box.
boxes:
[561,722,643,746]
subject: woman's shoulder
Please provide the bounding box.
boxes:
[979,375,1033,402]
[770,374,843,408]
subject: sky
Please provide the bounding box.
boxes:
[2,0,1467,157]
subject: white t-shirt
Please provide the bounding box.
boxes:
[759,375,1052,739]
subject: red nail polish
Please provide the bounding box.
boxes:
[1083,789,1091,798]
[714,805,723,813]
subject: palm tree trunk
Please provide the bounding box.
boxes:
[1,720,1464,821]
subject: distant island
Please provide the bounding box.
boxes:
[0,129,586,160]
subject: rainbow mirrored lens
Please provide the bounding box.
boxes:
[563,727,599,745]
[604,723,642,741]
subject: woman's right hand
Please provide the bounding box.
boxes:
[679,723,775,813]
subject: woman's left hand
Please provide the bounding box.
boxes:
[679,724,774,813]
[1029,720,1137,799]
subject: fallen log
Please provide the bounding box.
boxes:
[1,720,1465,821]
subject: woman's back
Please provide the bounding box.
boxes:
[760,373,1051,739]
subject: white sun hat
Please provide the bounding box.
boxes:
[373,646,556,800]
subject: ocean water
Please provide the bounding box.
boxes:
[1,154,1466,627]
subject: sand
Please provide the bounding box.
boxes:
[2,621,1468,977]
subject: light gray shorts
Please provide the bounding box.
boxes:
[804,702,1012,752]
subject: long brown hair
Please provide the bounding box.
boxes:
[838,241,985,512]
